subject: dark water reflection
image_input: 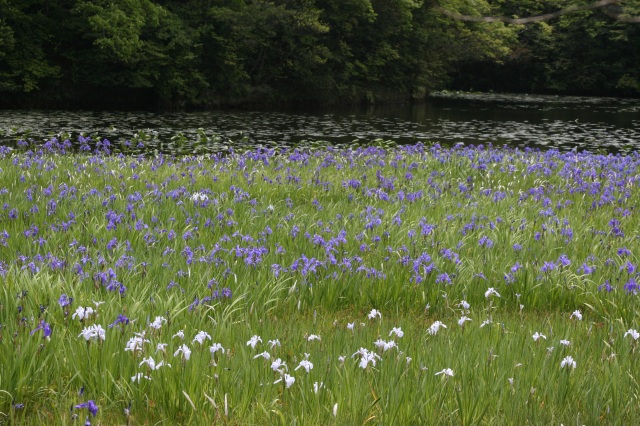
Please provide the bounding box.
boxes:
[0,92,638,154]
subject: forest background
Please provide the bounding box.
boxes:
[0,0,639,111]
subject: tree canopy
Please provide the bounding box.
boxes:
[0,0,638,110]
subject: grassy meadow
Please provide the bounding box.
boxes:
[1,138,640,425]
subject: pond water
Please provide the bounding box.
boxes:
[0,92,638,154]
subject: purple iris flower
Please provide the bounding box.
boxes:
[30,320,52,338]
[436,273,452,284]
[557,254,571,267]
[58,294,72,308]
[75,400,99,417]
[624,278,638,294]
[207,278,218,289]
[621,261,636,275]
[108,314,130,328]
[478,236,494,248]
[579,263,595,275]
[618,247,631,257]
[598,280,613,292]
[540,262,556,273]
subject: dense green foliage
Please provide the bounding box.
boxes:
[0,0,638,110]
[450,0,640,96]
[2,139,640,424]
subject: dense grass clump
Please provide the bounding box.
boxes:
[1,139,640,424]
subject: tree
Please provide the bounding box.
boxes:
[435,0,640,24]
[0,0,637,109]
[443,0,640,95]
[0,0,61,94]
[73,0,208,109]
[204,0,331,105]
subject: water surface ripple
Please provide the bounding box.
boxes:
[0,92,638,154]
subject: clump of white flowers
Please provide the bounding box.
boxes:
[560,356,576,369]
[79,324,105,341]
[435,368,454,377]
[484,288,501,299]
[247,335,262,349]
[428,321,447,335]
[532,332,547,342]
[368,309,382,320]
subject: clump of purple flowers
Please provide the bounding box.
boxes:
[75,400,99,417]
[30,320,52,339]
